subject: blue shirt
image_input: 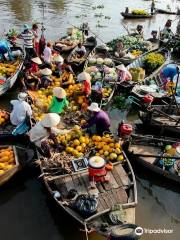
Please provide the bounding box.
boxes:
[162,64,178,80]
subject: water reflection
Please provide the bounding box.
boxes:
[8,0,32,22]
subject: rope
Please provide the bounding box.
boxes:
[84,222,89,240]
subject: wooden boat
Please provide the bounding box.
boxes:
[39,152,138,238]
[0,145,20,186]
[0,46,24,96]
[127,49,170,98]
[121,12,153,19]
[127,134,180,184]
[67,36,97,70]
[139,104,180,137]
[156,9,179,15]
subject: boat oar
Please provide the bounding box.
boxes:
[133,153,180,160]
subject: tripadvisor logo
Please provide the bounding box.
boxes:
[135,226,173,236]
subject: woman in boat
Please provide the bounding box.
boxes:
[114,40,126,58]
[49,87,69,114]
[77,72,92,97]
[116,64,132,82]
[20,57,42,90]
[38,68,53,89]
[0,40,13,61]
[134,25,144,38]
[148,30,159,43]
[151,0,155,15]
[29,113,70,157]
[82,102,111,136]
[53,55,64,77]
[160,64,179,87]
[161,20,174,40]
[10,92,32,126]
[32,23,39,56]
[74,42,86,58]
[61,65,75,87]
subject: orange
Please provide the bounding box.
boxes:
[76,146,82,152]
[73,139,80,146]
[103,145,110,152]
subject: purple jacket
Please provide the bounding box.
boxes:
[82,110,110,135]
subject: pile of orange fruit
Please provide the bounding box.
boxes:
[0,147,15,175]
[0,110,9,126]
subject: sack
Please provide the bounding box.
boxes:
[72,194,98,218]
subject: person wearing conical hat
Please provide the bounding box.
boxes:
[82,102,111,136]
[77,72,92,97]
[38,68,53,89]
[29,113,70,157]
[10,92,32,126]
[53,54,64,77]
[61,65,75,87]
[30,57,42,74]
[116,64,132,82]
[49,87,69,114]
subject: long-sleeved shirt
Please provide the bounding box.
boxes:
[161,64,178,80]
[10,100,32,126]
[82,110,110,135]
[29,122,69,147]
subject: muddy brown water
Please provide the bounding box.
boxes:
[0,0,180,239]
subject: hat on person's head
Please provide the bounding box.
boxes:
[18,92,28,101]
[116,64,126,72]
[41,113,61,128]
[23,24,30,31]
[40,68,52,76]
[31,57,42,65]
[77,72,91,82]
[53,55,64,64]
[88,102,101,112]
[53,87,66,99]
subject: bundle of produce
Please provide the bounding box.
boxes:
[130,50,143,57]
[7,28,18,39]
[31,88,53,121]
[0,60,20,79]
[143,53,165,72]
[88,57,113,66]
[113,95,130,110]
[102,87,113,98]
[41,151,73,175]
[56,126,124,161]
[65,83,82,98]
[131,9,149,15]
[0,110,9,126]
[107,36,140,52]
[85,66,117,81]
[129,67,145,82]
[0,147,16,175]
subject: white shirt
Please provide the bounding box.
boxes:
[43,46,52,63]
[29,122,69,147]
[10,100,32,126]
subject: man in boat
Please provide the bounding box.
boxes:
[29,113,70,157]
[148,30,159,43]
[151,0,155,15]
[116,64,132,82]
[133,25,144,39]
[10,92,32,126]
[160,19,174,42]
[0,40,13,61]
[49,87,69,114]
[19,24,36,60]
[77,72,92,97]
[114,40,126,58]
[160,64,179,89]
[32,23,39,56]
[42,42,53,67]
[74,42,86,58]
[82,102,111,136]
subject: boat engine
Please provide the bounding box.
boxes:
[143,94,154,107]
[118,122,133,139]
[88,156,107,182]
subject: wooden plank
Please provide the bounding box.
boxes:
[112,167,123,187]
[71,174,88,195]
[115,187,128,204]
[81,173,91,192]
[77,174,88,193]
[110,189,119,204]
[107,171,119,189]
[114,164,130,186]
[63,175,75,192]
[101,192,113,208]
[96,182,105,193]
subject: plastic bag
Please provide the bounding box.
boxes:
[72,194,98,218]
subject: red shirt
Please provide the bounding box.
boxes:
[83,79,91,97]
[31,63,39,74]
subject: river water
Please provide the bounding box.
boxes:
[0,0,180,240]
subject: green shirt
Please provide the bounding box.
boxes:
[49,96,69,114]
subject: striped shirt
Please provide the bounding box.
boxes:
[21,30,34,48]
